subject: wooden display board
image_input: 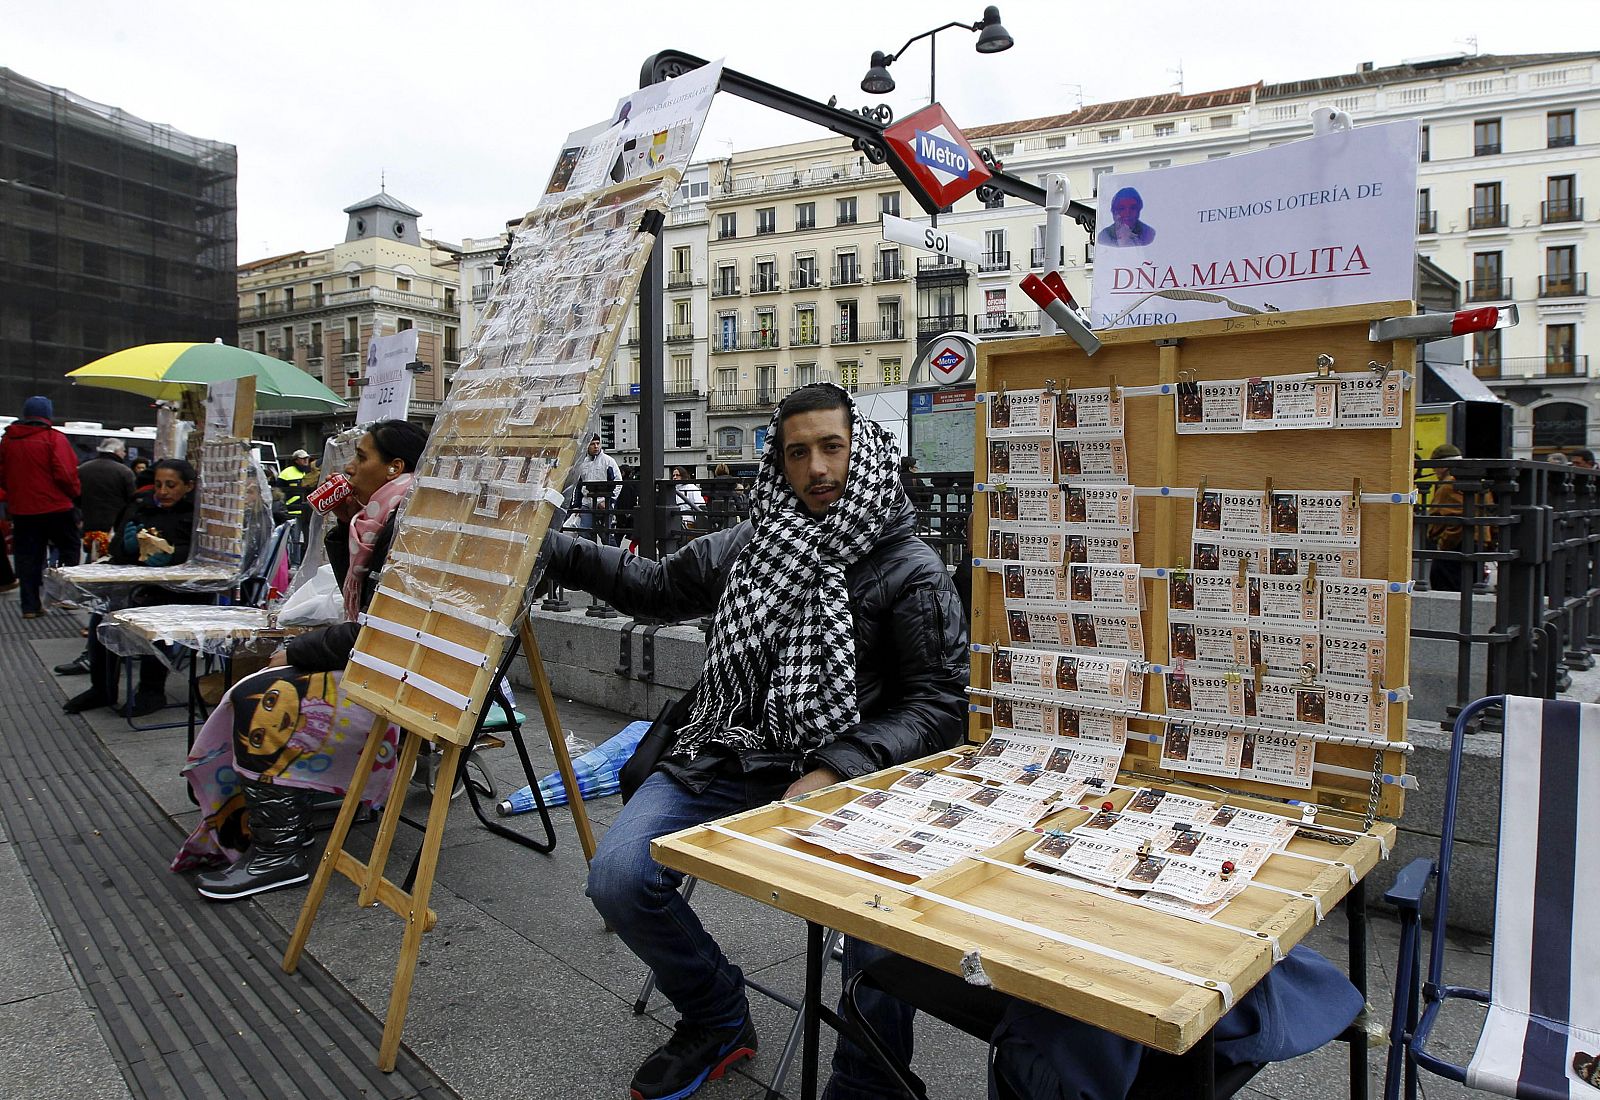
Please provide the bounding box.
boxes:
[284,169,679,1072]
[338,171,676,746]
[972,301,1415,821]
[652,302,1415,1076]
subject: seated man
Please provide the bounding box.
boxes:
[541,382,967,1100]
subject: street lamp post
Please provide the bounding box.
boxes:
[860,6,1014,227]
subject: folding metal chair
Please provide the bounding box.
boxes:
[1384,695,1599,1100]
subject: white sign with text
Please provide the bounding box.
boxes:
[1088,120,1419,330]
[357,329,418,422]
[881,213,983,264]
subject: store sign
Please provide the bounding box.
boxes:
[917,331,978,387]
[1087,120,1420,330]
[882,104,992,211]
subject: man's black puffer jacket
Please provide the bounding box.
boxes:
[544,496,969,783]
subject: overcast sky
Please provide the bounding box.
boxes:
[7,0,1591,261]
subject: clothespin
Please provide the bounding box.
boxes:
[1237,554,1250,586]
[1220,860,1236,881]
[1224,670,1242,684]
[1312,353,1339,387]
[1197,475,1208,498]
[1303,557,1318,594]
[1253,663,1266,694]
[1298,662,1318,687]
[1369,669,1384,699]
[1043,378,1059,393]
[1351,477,1362,506]
[1368,359,1392,382]
[1108,373,1120,397]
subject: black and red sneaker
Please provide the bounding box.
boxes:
[629,1014,757,1100]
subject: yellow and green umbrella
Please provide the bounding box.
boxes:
[67,340,348,412]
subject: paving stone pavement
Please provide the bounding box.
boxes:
[5,593,1497,1099]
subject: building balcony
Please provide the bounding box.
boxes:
[710,277,741,298]
[1470,356,1589,380]
[831,322,905,345]
[738,331,782,351]
[755,224,777,237]
[748,273,783,295]
[917,315,965,339]
[710,337,740,354]
[1468,204,1509,230]
[978,251,1011,273]
[790,327,821,347]
[666,270,696,290]
[973,311,1041,337]
[830,266,864,287]
[709,388,782,411]
[665,381,702,399]
[666,323,695,343]
[1539,273,1588,298]
[790,268,822,290]
[917,256,966,275]
[873,261,907,282]
[623,330,640,346]
[1473,142,1502,157]
[1542,198,1584,225]
[836,213,859,227]
[1418,211,1438,234]
[472,284,493,302]
[1465,277,1513,302]
[1030,246,1067,269]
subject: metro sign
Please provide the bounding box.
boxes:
[917,331,978,387]
[882,103,992,212]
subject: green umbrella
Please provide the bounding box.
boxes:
[67,340,348,412]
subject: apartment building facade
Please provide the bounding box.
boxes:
[237,191,460,444]
[701,138,918,468]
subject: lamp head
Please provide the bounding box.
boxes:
[975,6,1013,53]
[861,50,896,95]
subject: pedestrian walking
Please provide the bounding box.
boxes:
[0,396,81,618]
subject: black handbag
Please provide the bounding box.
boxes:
[619,687,696,802]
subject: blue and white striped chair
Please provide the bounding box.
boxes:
[1384,695,1600,1100]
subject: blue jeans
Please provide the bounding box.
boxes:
[586,769,789,1027]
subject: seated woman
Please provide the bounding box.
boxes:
[64,458,201,716]
[173,419,428,902]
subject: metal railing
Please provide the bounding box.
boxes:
[873,261,907,282]
[1469,356,1590,379]
[1542,198,1584,224]
[973,311,1041,336]
[554,474,976,576]
[737,331,781,351]
[1465,277,1512,302]
[1468,204,1509,230]
[831,321,904,344]
[978,250,1011,272]
[790,327,821,347]
[1417,211,1438,234]
[830,265,864,286]
[1412,458,1600,727]
[749,272,782,294]
[790,267,822,289]
[1539,273,1588,298]
[917,256,966,275]
[710,277,740,298]
[665,323,695,343]
[666,271,696,289]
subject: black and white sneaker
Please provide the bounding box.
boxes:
[629,1014,757,1100]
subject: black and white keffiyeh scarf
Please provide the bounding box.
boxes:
[672,386,903,762]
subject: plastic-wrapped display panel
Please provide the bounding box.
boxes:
[340,170,679,745]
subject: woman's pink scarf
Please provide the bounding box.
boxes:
[343,473,412,621]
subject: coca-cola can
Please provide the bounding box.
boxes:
[307,472,353,515]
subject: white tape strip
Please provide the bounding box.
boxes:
[347,650,473,711]
[375,585,514,638]
[1245,877,1324,921]
[1270,847,1360,885]
[705,823,1236,1009]
[389,551,516,588]
[407,516,524,543]
[969,854,1283,961]
[358,613,490,669]
[1312,759,1418,791]
[967,685,1411,755]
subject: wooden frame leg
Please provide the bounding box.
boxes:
[358,729,423,907]
[520,620,597,862]
[282,711,388,974]
[377,740,462,1072]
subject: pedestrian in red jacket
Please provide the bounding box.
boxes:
[0,396,82,617]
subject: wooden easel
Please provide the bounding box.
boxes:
[281,619,594,1072]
